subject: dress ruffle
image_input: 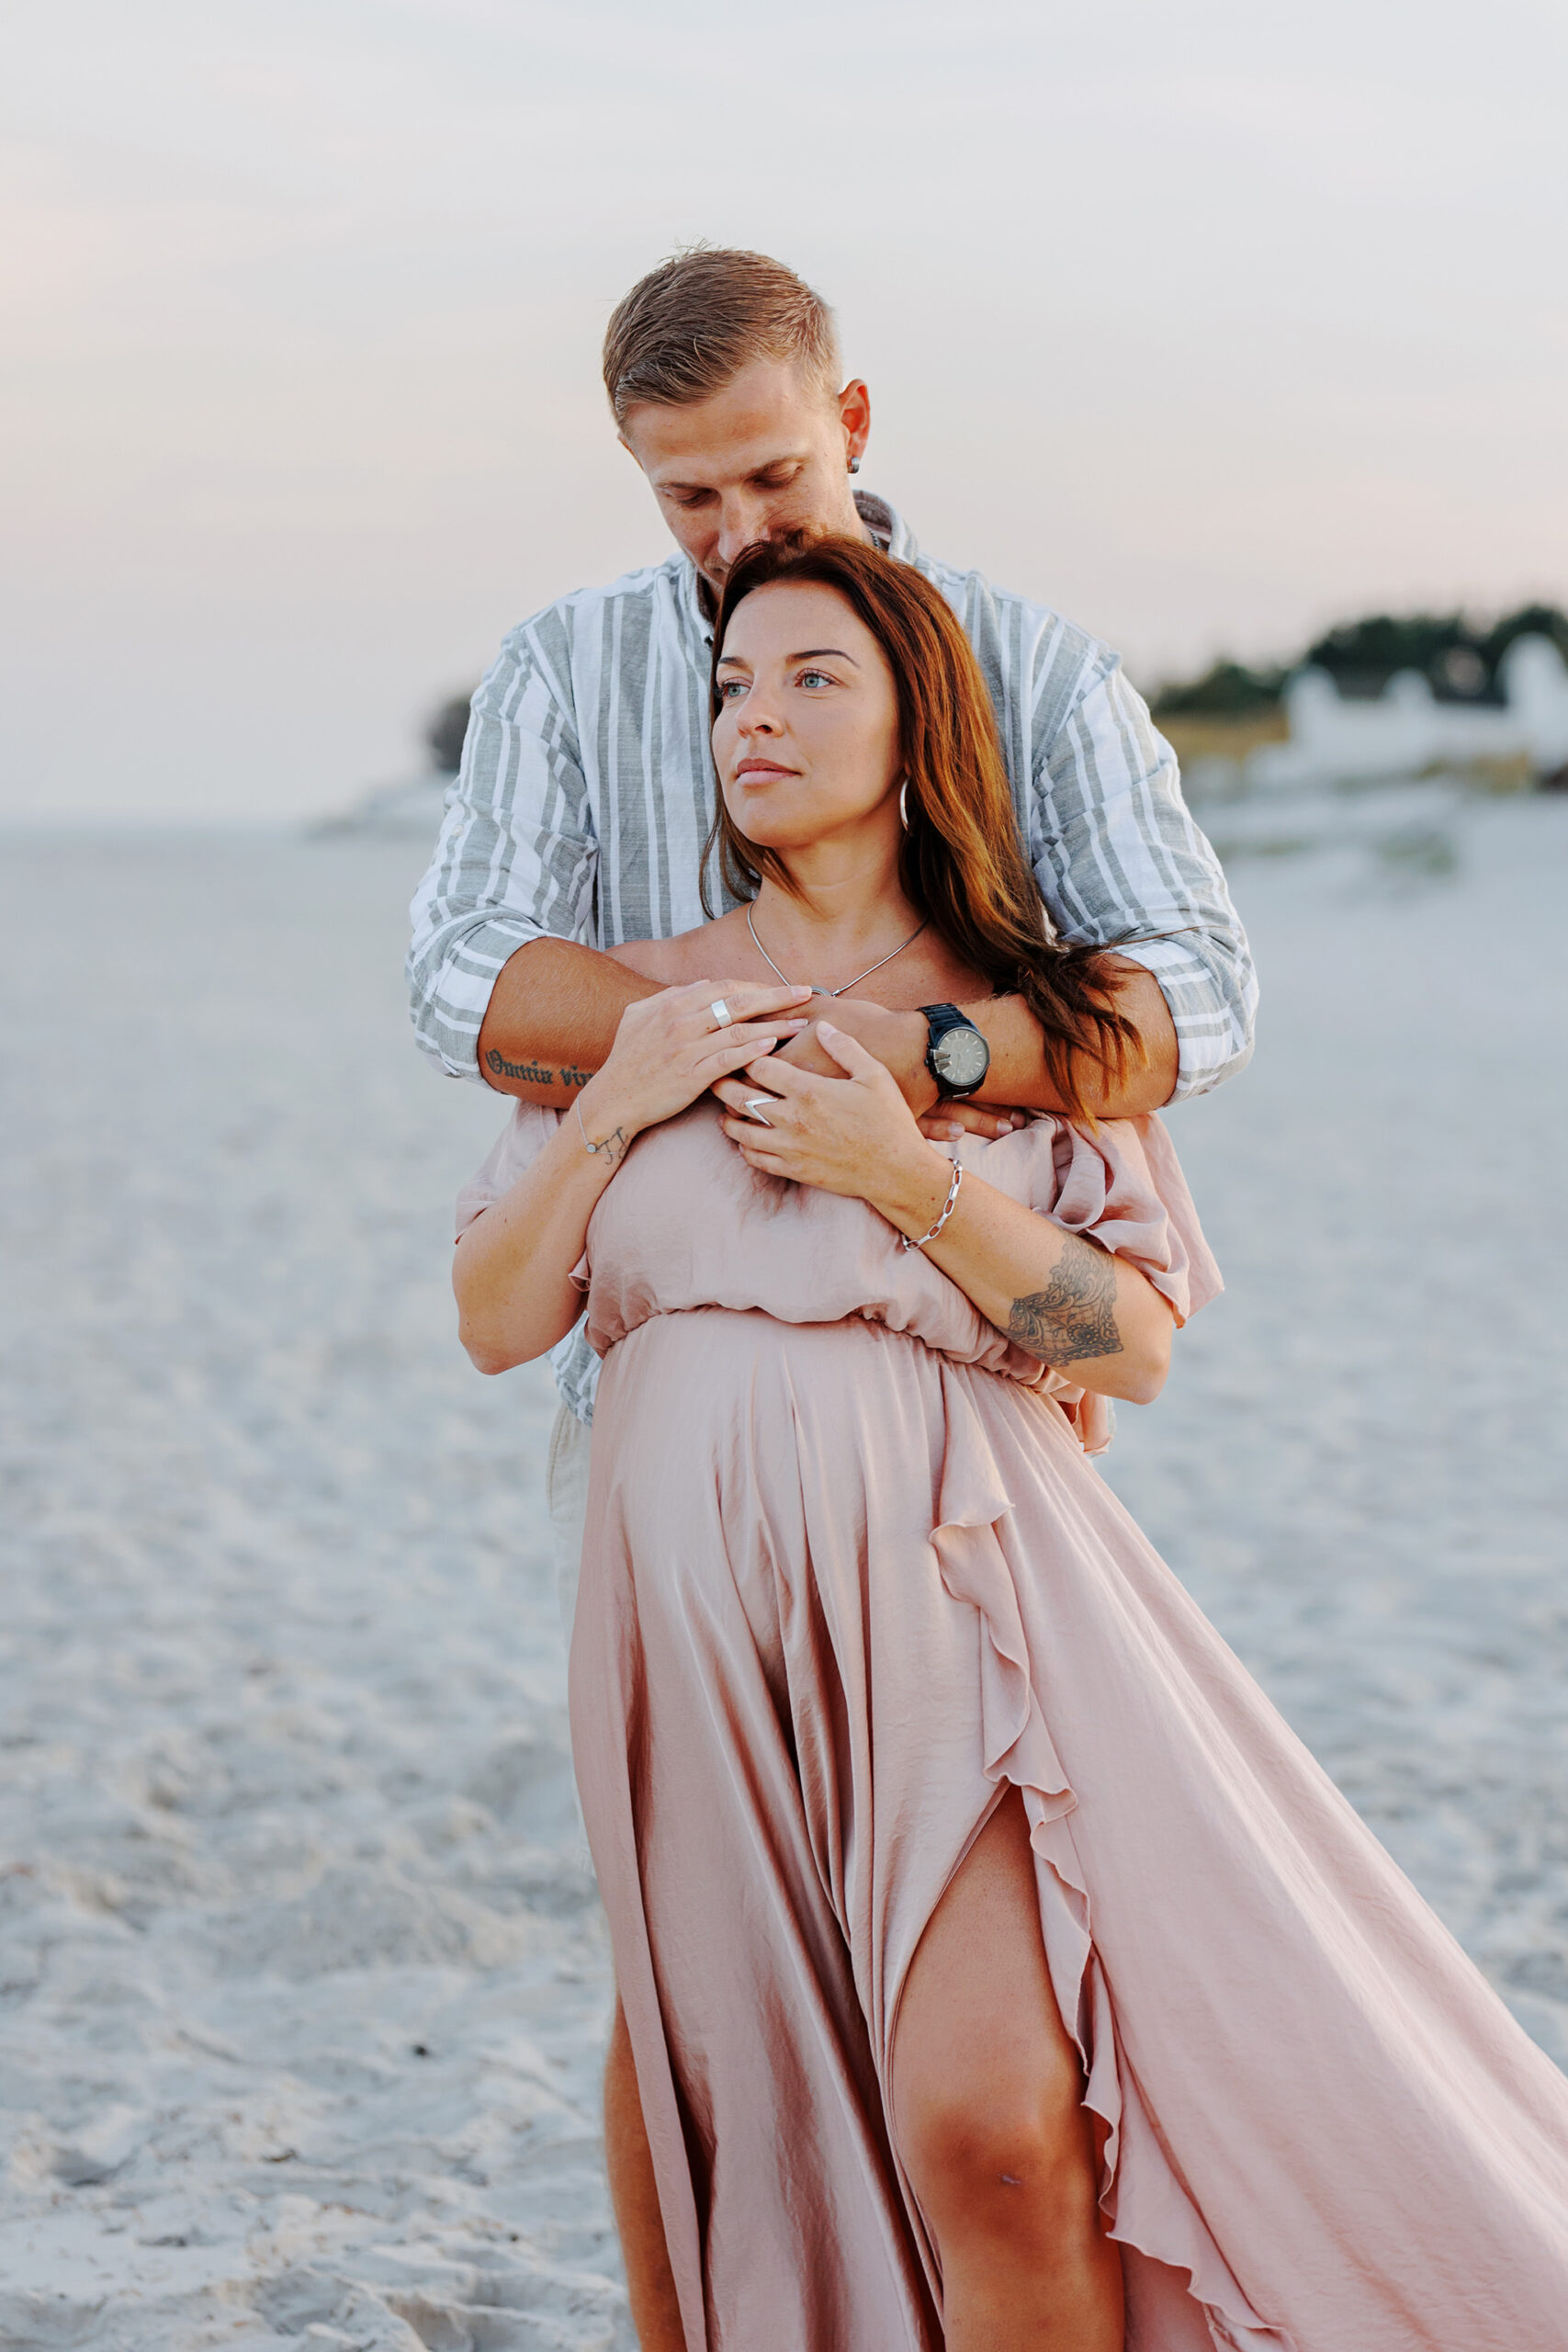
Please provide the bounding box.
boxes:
[921,1365,1287,2351]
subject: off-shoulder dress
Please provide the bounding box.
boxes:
[458,1101,1568,2352]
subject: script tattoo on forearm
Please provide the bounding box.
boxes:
[484,1049,592,1089]
[1008,1234,1123,1363]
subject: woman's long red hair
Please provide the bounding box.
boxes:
[705,536,1140,1118]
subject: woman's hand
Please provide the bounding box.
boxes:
[455,978,809,1376]
[718,1020,953,1225]
[712,999,1028,1141]
[720,1021,1174,1400]
[577,979,811,1159]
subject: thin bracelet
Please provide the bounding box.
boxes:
[898,1158,964,1253]
[576,1097,615,1157]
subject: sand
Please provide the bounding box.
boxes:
[2,795,1565,2347]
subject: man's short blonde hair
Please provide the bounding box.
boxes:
[602,246,841,427]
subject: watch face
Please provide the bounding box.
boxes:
[932,1023,989,1091]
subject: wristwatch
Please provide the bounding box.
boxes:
[919,1004,991,1100]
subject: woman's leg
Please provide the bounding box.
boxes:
[891,1792,1124,2351]
[604,1997,685,2350]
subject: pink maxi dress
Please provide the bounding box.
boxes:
[459,1100,1568,2352]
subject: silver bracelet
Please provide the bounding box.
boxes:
[575,1097,616,1157]
[898,1157,964,1252]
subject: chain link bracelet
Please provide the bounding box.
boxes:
[898,1157,964,1252]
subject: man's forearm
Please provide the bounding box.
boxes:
[818,959,1178,1122]
[477,938,660,1104]
[488,939,1179,1119]
[965,961,1178,1118]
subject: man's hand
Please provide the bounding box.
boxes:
[773,999,929,1094]
[916,1098,1031,1143]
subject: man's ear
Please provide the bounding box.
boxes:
[837,378,871,469]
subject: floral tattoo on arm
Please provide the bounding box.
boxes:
[1008,1233,1122,1363]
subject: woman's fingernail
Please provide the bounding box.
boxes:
[818,1022,839,1040]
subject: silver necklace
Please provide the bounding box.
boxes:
[746,903,929,999]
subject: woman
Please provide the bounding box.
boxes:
[453,538,1568,2352]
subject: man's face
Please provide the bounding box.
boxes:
[620,358,871,601]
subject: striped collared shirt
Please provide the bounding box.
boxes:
[409,493,1256,1420]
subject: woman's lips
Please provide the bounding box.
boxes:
[735,761,796,780]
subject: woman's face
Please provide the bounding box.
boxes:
[712,582,902,859]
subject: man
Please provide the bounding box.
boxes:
[409,245,1255,2343]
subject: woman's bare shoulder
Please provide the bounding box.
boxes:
[607,912,751,986]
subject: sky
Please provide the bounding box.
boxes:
[4,0,1565,823]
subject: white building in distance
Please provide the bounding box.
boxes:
[1249,635,1568,791]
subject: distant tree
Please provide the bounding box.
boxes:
[425,692,476,775]
[1304,605,1568,704]
[1153,602,1568,716]
[1305,613,1483,701]
[1153,659,1287,718]
[1477,603,1568,680]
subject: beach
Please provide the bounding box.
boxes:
[3,797,1565,2348]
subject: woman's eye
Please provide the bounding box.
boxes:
[798,670,833,690]
[718,679,747,700]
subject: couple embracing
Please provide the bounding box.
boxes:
[411,250,1568,2349]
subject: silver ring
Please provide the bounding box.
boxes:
[742,1096,775,1126]
[709,998,734,1029]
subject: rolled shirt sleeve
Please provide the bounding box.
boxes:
[407,620,599,1081]
[1032,651,1258,1102]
